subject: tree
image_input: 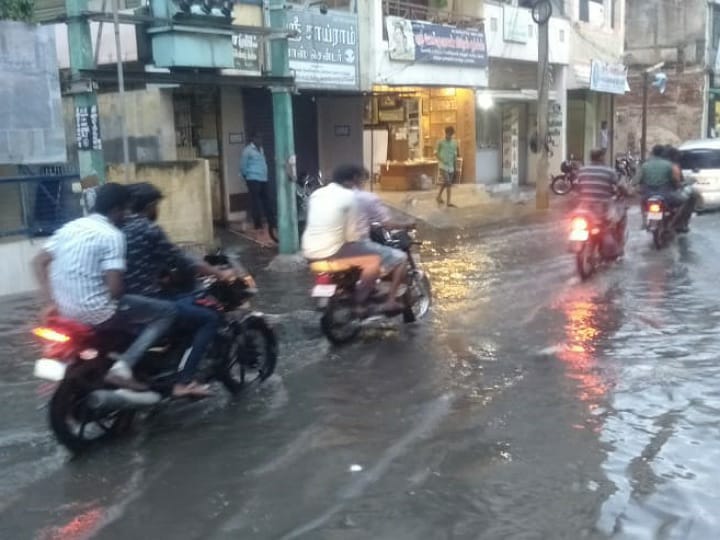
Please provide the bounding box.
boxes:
[0,0,35,22]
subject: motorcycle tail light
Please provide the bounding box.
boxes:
[570,217,588,231]
[32,327,71,343]
[648,202,662,213]
[315,273,332,285]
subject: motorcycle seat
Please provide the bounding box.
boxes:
[309,260,357,274]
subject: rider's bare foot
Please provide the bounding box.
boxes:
[173,382,212,398]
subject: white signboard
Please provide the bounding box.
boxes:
[590,60,628,95]
[503,5,531,44]
[0,22,66,164]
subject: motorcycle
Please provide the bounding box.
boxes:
[644,184,699,249]
[615,152,638,183]
[32,252,277,453]
[551,158,581,195]
[568,202,626,280]
[309,226,432,345]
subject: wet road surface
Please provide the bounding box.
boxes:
[2,209,720,539]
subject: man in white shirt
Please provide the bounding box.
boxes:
[302,164,406,312]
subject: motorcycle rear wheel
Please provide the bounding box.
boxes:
[321,297,361,345]
[49,379,134,454]
[551,175,573,196]
[653,224,672,250]
[576,241,599,280]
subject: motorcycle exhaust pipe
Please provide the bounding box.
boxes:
[87,389,162,413]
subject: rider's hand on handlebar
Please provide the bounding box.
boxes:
[212,268,238,282]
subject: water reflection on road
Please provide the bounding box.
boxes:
[2,210,720,539]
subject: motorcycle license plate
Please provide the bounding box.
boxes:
[648,212,662,221]
[311,284,337,298]
[34,358,66,381]
[569,229,589,242]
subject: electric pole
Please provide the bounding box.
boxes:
[534,0,551,210]
[268,0,299,255]
[641,71,649,161]
[67,0,106,182]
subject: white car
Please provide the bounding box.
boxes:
[679,138,720,211]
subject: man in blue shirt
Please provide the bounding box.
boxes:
[123,183,236,397]
[240,132,275,243]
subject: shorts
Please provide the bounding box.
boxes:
[439,169,455,186]
[330,241,406,275]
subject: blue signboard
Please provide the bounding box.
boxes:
[387,18,487,68]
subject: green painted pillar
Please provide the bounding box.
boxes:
[67,0,106,182]
[268,0,299,254]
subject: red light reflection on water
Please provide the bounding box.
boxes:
[556,294,610,408]
[37,507,105,540]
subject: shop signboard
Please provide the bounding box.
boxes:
[386,16,488,68]
[590,60,628,95]
[75,105,102,151]
[284,8,359,90]
[231,33,260,74]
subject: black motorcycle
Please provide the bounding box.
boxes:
[615,153,638,183]
[32,252,277,453]
[567,202,626,280]
[309,227,432,345]
[551,158,581,195]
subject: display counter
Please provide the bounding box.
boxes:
[379,160,439,191]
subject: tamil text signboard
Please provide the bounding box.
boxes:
[285,8,359,90]
[386,16,488,68]
[590,60,628,95]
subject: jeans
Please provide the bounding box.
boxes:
[173,295,221,384]
[247,180,275,230]
[97,295,177,369]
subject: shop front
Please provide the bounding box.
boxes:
[567,60,628,162]
[363,14,488,192]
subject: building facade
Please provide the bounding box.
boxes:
[615,0,711,154]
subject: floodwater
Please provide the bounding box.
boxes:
[2,209,720,539]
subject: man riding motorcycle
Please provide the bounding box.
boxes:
[636,144,695,232]
[302,164,406,314]
[32,183,178,390]
[123,182,237,398]
[576,148,628,255]
[352,167,415,240]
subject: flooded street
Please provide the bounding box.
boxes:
[2,209,720,539]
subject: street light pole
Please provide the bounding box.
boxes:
[641,71,649,161]
[67,0,106,182]
[268,0,299,255]
[535,1,551,210]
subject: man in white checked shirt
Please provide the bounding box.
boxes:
[33,183,177,389]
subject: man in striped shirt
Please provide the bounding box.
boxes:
[576,148,628,248]
[33,183,177,389]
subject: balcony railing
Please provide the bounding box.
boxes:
[382,0,484,27]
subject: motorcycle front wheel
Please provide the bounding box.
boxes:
[403,272,432,323]
[576,241,599,280]
[551,174,574,196]
[49,378,134,454]
[321,297,361,345]
[219,316,278,395]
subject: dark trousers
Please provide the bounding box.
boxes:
[173,295,221,384]
[96,295,177,368]
[247,180,275,230]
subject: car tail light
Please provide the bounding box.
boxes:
[648,202,662,213]
[315,273,333,285]
[32,327,71,343]
[570,217,589,231]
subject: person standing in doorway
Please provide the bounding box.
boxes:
[240,132,275,244]
[599,121,610,154]
[436,126,459,207]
